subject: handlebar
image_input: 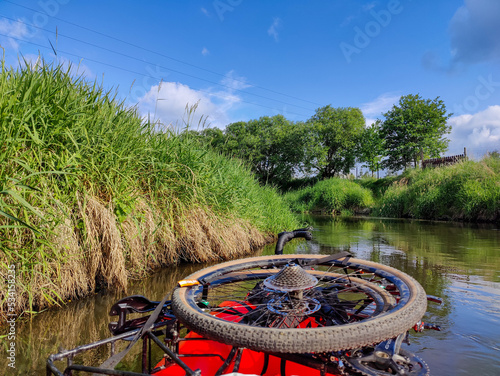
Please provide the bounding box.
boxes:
[275,228,313,255]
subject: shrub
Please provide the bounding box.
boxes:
[285,178,374,214]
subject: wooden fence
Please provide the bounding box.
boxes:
[422,148,467,169]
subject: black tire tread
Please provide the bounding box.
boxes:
[172,255,427,354]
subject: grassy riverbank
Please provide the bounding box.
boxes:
[284,178,375,215]
[285,156,499,223]
[0,60,298,318]
[369,155,500,221]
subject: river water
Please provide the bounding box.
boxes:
[2,216,500,375]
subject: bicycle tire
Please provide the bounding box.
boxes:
[172,254,427,354]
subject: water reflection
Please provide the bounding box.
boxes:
[1,263,221,375]
[2,216,500,375]
[306,216,500,283]
[301,216,500,376]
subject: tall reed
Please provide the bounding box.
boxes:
[0,58,298,317]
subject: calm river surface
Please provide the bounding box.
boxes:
[3,216,500,375]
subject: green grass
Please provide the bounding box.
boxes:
[371,156,500,221]
[0,58,298,316]
[284,178,375,214]
[284,157,499,223]
[356,175,401,199]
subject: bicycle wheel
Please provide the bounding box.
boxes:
[172,254,427,354]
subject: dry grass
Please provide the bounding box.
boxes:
[175,208,269,263]
[122,198,177,275]
[0,193,274,320]
[80,195,128,292]
[52,217,89,300]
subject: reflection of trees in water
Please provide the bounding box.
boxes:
[299,216,500,331]
[373,219,500,283]
[304,215,500,282]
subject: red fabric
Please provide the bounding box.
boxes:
[153,301,338,375]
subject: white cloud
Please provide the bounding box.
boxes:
[360,93,401,126]
[73,62,95,78]
[220,70,251,92]
[268,18,282,42]
[137,71,249,130]
[202,47,209,56]
[0,18,32,51]
[137,82,220,129]
[447,105,500,157]
[61,58,96,80]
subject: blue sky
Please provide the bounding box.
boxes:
[1,0,499,158]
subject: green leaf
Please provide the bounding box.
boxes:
[0,209,41,234]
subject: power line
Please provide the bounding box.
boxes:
[0,14,316,113]
[0,32,311,118]
[3,0,323,107]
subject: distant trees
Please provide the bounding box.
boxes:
[191,94,453,187]
[193,108,365,188]
[198,127,225,150]
[379,94,452,171]
[357,120,384,177]
[307,106,365,178]
[223,115,307,186]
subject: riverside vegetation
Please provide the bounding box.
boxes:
[284,178,375,215]
[2,59,498,321]
[368,154,500,221]
[284,155,499,222]
[0,60,298,319]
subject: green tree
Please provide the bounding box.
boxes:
[358,120,384,177]
[307,106,365,178]
[224,115,306,187]
[198,127,226,150]
[380,94,452,171]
